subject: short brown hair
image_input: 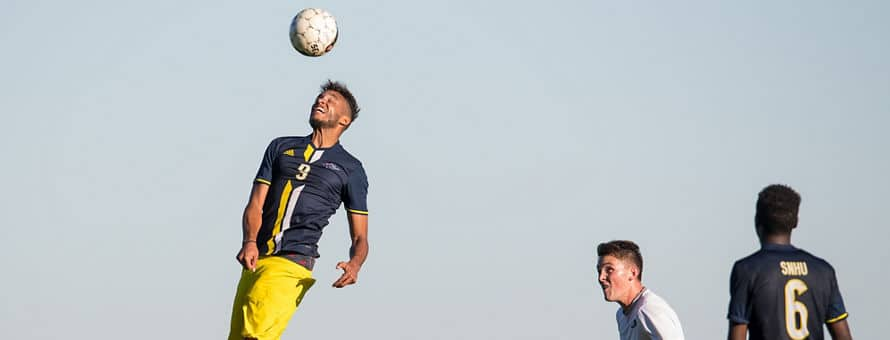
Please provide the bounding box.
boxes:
[597,240,643,280]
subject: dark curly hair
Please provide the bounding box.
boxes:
[597,240,643,280]
[320,80,360,123]
[755,184,801,235]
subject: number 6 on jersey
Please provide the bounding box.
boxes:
[784,279,809,340]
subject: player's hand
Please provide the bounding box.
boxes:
[236,241,259,272]
[333,261,360,288]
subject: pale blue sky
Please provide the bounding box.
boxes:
[2,1,888,339]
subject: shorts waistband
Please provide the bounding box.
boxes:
[276,252,316,271]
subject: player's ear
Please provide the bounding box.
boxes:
[629,266,637,282]
[338,115,351,128]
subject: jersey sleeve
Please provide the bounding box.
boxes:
[342,164,369,215]
[254,138,280,185]
[638,305,685,340]
[825,265,849,324]
[727,261,751,324]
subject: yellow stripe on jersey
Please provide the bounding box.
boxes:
[255,178,271,185]
[303,144,314,162]
[347,209,369,215]
[266,180,293,255]
[826,312,848,324]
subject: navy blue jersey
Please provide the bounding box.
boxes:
[253,136,368,258]
[728,243,848,340]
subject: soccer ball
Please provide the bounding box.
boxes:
[289,8,338,57]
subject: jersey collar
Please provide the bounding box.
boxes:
[761,243,797,251]
[306,134,341,150]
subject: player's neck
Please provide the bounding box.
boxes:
[760,234,791,245]
[311,129,341,148]
[620,285,645,313]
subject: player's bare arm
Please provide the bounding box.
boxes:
[236,182,269,271]
[727,322,747,340]
[827,319,852,340]
[333,212,368,288]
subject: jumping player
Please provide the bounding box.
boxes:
[597,240,685,340]
[727,184,852,340]
[229,80,370,340]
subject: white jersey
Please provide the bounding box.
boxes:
[615,289,685,340]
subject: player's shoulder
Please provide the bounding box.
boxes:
[733,244,800,266]
[732,249,766,269]
[637,290,676,315]
[332,142,365,170]
[635,290,684,337]
[794,247,837,272]
[729,249,774,282]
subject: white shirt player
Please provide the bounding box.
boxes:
[615,288,685,340]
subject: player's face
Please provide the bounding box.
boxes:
[597,255,635,304]
[310,90,351,129]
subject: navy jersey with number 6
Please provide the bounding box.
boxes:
[728,243,848,340]
[253,136,368,258]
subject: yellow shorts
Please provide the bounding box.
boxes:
[229,256,316,340]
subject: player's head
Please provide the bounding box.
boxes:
[309,80,361,131]
[755,184,801,238]
[596,240,644,305]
